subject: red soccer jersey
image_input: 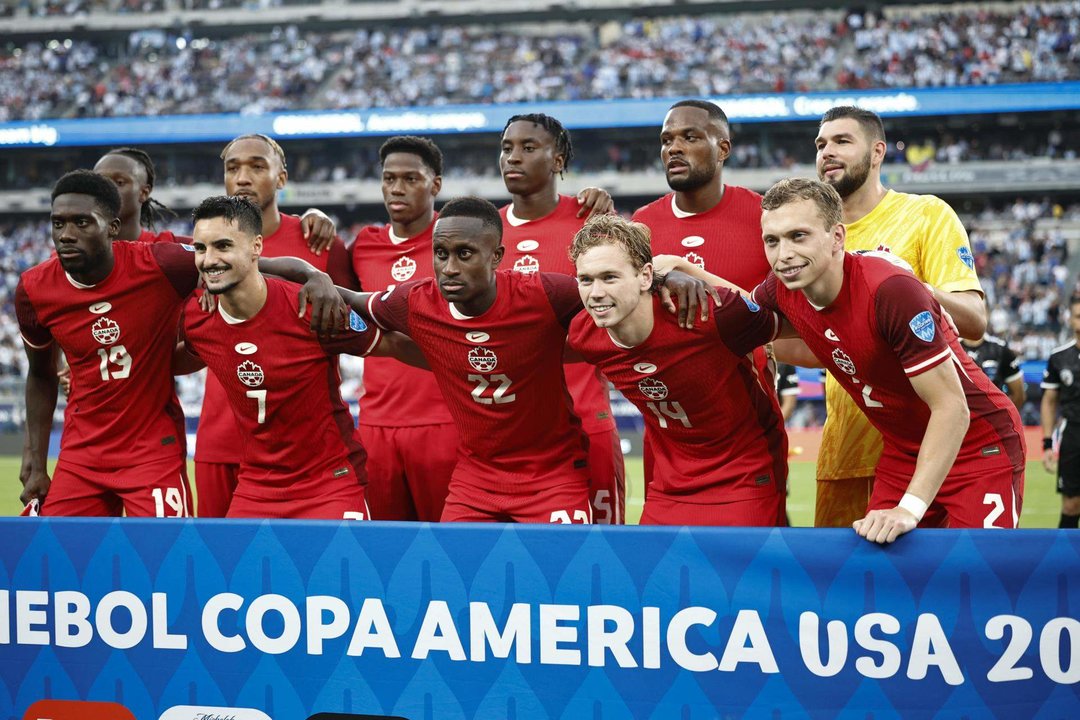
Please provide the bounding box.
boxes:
[136,229,188,244]
[16,241,199,467]
[631,186,770,291]
[500,195,615,434]
[569,292,786,501]
[196,212,357,463]
[751,253,1024,471]
[182,277,382,499]
[350,219,451,427]
[367,270,589,490]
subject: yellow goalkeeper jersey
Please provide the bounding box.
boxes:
[818,189,983,480]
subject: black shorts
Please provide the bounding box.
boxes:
[1058,420,1080,496]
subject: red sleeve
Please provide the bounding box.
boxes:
[874,274,952,377]
[150,242,200,297]
[318,309,383,357]
[712,286,778,357]
[748,275,780,315]
[325,238,360,290]
[539,272,584,329]
[15,279,52,349]
[367,280,419,335]
[177,300,200,360]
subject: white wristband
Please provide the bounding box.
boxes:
[898,493,928,521]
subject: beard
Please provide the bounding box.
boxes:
[821,149,872,198]
[666,163,716,193]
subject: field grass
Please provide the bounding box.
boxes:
[0,456,1063,527]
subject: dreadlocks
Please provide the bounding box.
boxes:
[503,113,575,177]
[103,147,177,232]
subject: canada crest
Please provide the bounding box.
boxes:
[513,255,540,274]
[237,360,265,387]
[468,346,498,372]
[391,255,417,282]
[682,252,705,270]
[638,377,669,401]
[831,348,856,375]
[91,317,120,345]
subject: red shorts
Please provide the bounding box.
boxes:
[194,461,239,518]
[441,474,591,524]
[640,490,786,527]
[587,428,626,525]
[871,459,1024,529]
[227,483,370,520]
[42,456,191,518]
[359,423,457,522]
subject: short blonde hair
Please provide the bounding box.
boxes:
[761,178,842,230]
[569,214,652,271]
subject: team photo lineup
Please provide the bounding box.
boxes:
[18,87,1062,545]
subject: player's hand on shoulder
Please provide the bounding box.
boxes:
[658,270,721,329]
[852,507,918,544]
[301,208,337,255]
[652,254,683,277]
[576,187,615,219]
[298,271,348,336]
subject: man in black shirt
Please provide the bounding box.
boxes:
[1041,295,1080,528]
[961,334,1025,409]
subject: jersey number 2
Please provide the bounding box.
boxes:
[468,374,516,404]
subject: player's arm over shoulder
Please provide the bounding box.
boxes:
[539,272,584,328]
[150,241,201,297]
[341,280,419,335]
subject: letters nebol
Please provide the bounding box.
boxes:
[2,590,1077,686]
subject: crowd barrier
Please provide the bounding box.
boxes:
[1,519,1077,719]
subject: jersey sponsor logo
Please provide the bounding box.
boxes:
[89,301,112,314]
[516,239,539,252]
[742,295,760,312]
[348,310,368,332]
[680,235,705,248]
[237,359,265,387]
[682,251,705,270]
[638,377,669,401]
[825,328,840,342]
[91,317,121,345]
[467,346,498,372]
[909,311,936,342]
[235,342,258,355]
[466,331,490,343]
[957,246,975,270]
[513,255,540,274]
[391,255,417,281]
[633,362,658,375]
[831,348,856,375]
[160,706,271,720]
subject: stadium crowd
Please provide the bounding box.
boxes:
[0,1,1077,121]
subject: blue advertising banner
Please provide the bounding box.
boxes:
[0,82,1077,148]
[1,519,1078,719]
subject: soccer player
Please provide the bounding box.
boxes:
[93,147,181,243]
[750,179,1024,543]
[350,136,457,521]
[16,171,198,516]
[631,100,769,291]
[499,113,625,524]
[1040,295,1080,528]
[961,334,1025,409]
[810,106,988,528]
[568,214,787,525]
[344,197,709,523]
[195,133,359,517]
[181,196,420,520]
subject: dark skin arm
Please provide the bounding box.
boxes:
[370,331,430,370]
[21,342,59,505]
[300,208,338,255]
[575,187,615,219]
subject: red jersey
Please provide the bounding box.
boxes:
[136,229,187,244]
[196,212,356,463]
[631,186,770,291]
[181,277,382,499]
[15,241,199,467]
[569,292,786,502]
[751,253,1024,471]
[350,219,451,427]
[500,195,615,434]
[367,271,589,490]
